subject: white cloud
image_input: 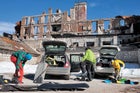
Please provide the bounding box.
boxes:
[89,2,97,7]
[0,22,15,35]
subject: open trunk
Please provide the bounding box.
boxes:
[95,46,121,74]
[45,54,66,67]
[96,57,113,67]
[97,45,120,67]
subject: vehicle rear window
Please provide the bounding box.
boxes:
[45,45,65,52]
[100,48,118,56]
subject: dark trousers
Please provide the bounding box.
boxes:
[80,60,95,81]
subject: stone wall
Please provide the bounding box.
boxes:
[116,47,139,63]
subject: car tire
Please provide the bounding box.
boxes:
[64,75,70,80]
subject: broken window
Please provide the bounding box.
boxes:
[73,42,79,47]
[52,25,61,32]
[133,22,140,34]
[86,42,94,47]
[103,41,111,45]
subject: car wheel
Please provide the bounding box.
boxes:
[64,75,70,80]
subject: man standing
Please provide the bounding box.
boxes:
[10,49,32,84]
[15,21,21,39]
[80,47,96,81]
[111,58,125,80]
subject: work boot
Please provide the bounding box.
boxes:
[80,77,85,81]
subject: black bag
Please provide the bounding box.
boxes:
[124,80,131,84]
[0,75,4,84]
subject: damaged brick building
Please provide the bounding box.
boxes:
[2,1,140,64]
[11,2,139,47]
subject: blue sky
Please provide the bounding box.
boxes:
[0,0,139,35]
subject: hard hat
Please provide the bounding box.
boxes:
[25,53,32,60]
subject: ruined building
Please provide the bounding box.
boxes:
[1,2,140,64]
[10,2,140,48]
